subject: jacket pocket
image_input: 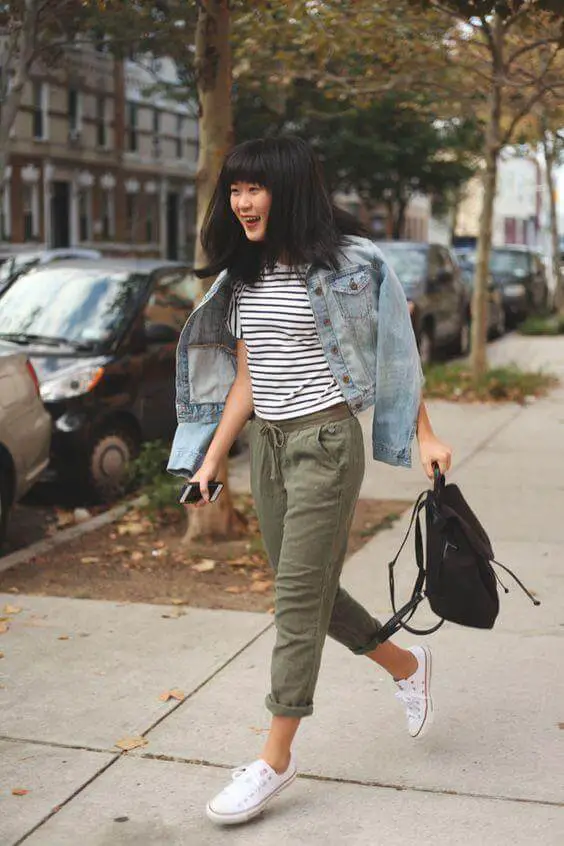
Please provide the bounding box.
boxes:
[330,267,373,320]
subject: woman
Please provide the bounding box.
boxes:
[168,136,452,826]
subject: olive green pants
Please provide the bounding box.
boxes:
[250,403,382,719]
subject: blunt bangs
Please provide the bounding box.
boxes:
[220,141,273,195]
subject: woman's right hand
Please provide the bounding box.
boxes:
[187,460,220,507]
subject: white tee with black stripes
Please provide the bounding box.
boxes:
[227,264,344,420]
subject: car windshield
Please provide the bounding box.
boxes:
[0,253,40,282]
[0,266,148,346]
[490,250,529,275]
[376,245,427,287]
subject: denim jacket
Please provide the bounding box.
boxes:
[167,236,423,478]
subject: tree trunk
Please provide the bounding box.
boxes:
[541,125,563,312]
[184,0,242,545]
[193,0,233,279]
[470,13,502,380]
[0,4,39,185]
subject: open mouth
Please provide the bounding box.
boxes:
[242,216,261,225]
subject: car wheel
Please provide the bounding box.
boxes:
[88,429,138,502]
[0,471,12,551]
[456,316,471,357]
[493,305,506,338]
[417,326,434,367]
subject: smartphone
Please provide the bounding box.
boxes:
[179,481,224,504]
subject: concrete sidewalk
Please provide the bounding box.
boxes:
[1,334,563,845]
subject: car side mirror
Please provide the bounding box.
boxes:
[145,321,179,344]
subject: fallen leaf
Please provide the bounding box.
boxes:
[0,651,4,658]
[130,551,144,563]
[0,621,9,635]
[57,635,70,641]
[80,557,100,565]
[8,587,19,593]
[225,586,245,594]
[249,581,273,594]
[159,689,186,702]
[117,522,146,536]
[226,558,251,568]
[267,607,275,614]
[114,736,148,752]
[161,609,186,619]
[192,559,216,573]
[4,605,22,615]
[170,598,185,606]
[249,726,269,734]
[12,788,29,796]
[558,722,564,730]
[114,545,128,554]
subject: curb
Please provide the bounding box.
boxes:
[0,494,148,576]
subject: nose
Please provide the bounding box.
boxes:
[238,191,253,211]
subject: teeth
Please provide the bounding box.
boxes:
[244,217,260,223]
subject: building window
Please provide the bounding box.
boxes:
[96,96,106,148]
[78,188,91,242]
[176,114,183,159]
[128,102,138,152]
[33,82,48,140]
[68,88,81,135]
[146,195,158,243]
[126,193,137,241]
[22,184,38,240]
[101,190,114,239]
[152,108,160,158]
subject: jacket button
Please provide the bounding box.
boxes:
[350,281,358,290]
[343,375,351,384]
[315,286,323,295]
[323,318,330,326]
[331,345,338,355]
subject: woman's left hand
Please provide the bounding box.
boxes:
[418,435,453,479]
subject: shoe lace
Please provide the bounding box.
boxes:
[395,685,424,720]
[230,763,269,793]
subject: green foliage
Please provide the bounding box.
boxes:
[423,363,558,403]
[235,85,481,235]
[128,440,181,517]
[518,314,564,335]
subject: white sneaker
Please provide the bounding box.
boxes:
[395,645,433,738]
[206,756,297,825]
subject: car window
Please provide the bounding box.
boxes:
[144,271,195,334]
[490,250,529,275]
[0,267,148,345]
[377,245,427,289]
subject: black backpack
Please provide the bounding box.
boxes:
[377,468,540,642]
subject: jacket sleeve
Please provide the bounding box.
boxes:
[372,259,424,467]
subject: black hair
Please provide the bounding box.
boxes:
[196,136,370,283]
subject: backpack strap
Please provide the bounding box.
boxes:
[492,559,541,606]
[378,491,444,642]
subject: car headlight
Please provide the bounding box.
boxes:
[503,283,526,298]
[40,363,105,402]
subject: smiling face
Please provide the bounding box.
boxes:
[230,182,272,242]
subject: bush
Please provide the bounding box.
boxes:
[518,314,564,336]
[423,363,558,404]
[128,440,181,517]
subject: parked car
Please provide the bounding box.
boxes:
[488,246,549,325]
[0,348,52,548]
[453,249,506,338]
[0,248,103,295]
[375,241,470,364]
[0,259,196,501]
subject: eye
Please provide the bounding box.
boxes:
[230,186,240,195]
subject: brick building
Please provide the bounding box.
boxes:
[0,43,198,261]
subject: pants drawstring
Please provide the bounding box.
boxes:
[259,421,286,480]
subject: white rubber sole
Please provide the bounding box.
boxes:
[206,769,297,826]
[411,645,434,738]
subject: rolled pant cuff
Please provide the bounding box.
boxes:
[265,694,314,719]
[351,628,384,655]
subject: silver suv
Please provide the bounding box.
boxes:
[0,348,52,548]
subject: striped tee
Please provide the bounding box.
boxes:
[227,265,344,420]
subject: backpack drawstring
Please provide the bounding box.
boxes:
[492,560,541,606]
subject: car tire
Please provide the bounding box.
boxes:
[0,470,12,551]
[87,429,138,502]
[417,325,434,367]
[456,315,471,357]
[493,306,506,338]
